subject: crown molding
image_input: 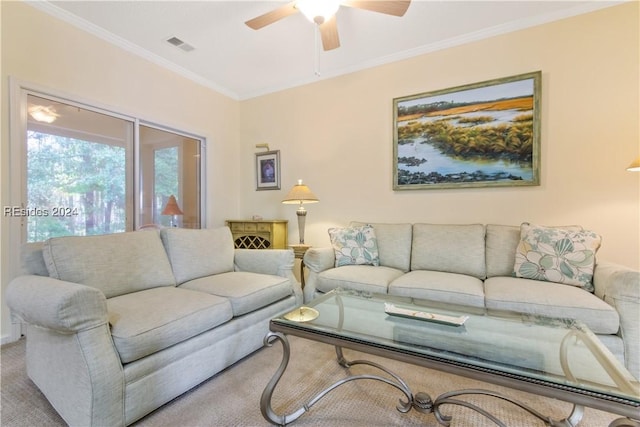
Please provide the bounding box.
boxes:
[26,0,241,100]
[28,0,625,101]
[237,1,625,99]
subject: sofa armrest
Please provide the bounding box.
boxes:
[7,275,108,333]
[303,247,335,273]
[233,248,295,276]
[593,261,640,379]
[593,261,640,301]
[8,275,124,426]
[233,249,301,302]
[301,247,335,302]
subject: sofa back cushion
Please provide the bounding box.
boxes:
[43,231,176,298]
[161,227,235,284]
[350,222,412,272]
[20,242,49,276]
[485,224,521,277]
[411,223,486,279]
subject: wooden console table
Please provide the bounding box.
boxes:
[226,220,288,249]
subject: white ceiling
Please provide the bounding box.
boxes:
[35,1,621,100]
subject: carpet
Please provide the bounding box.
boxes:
[1,335,621,426]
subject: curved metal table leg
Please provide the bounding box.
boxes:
[609,418,640,427]
[432,389,585,427]
[335,345,416,413]
[261,332,419,425]
[261,332,627,427]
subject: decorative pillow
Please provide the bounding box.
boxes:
[513,223,602,291]
[328,225,380,267]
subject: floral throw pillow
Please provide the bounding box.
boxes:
[513,223,602,292]
[328,225,380,268]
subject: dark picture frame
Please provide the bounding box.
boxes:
[393,71,541,190]
[255,150,280,191]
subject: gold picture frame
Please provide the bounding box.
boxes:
[393,71,541,190]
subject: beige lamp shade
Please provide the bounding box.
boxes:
[282,180,319,204]
[626,157,640,172]
[162,195,184,216]
[282,180,319,244]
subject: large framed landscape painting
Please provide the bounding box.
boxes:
[393,71,541,190]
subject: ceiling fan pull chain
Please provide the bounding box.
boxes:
[314,25,321,77]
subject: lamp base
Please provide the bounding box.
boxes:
[296,208,307,244]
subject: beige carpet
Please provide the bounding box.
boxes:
[1,335,621,426]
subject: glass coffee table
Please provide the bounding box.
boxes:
[260,289,640,426]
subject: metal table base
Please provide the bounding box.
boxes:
[260,332,640,427]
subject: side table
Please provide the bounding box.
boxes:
[289,244,311,288]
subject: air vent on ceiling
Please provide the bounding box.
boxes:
[166,36,195,52]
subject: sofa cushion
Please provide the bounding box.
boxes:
[180,272,293,316]
[107,287,233,363]
[486,224,521,278]
[350,222,412,272]
[43,231,176,298]
[329,225,380,267]
[161,227,234,284]
[411,224,486,279]
[316,265,405,295]
[513,223,601,291]
[484,277,619,334]
[389,270,485,308]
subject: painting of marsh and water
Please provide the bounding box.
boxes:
[393,72,541,190]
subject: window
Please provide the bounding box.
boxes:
[17,91,204,243]
[26,95,133,241]
[139,125,202,229]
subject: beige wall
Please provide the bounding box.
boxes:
[240,2,640,270]
[0,2,240,340]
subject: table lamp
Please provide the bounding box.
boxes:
[626,157,640,172]
[282,180,319,244]
[162,194,183,227]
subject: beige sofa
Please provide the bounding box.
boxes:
[7,227,302,426]
[303,222,640,380]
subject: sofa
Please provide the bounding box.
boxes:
[302,222,640,380]
[6,226,302,426]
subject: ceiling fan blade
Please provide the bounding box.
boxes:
[319,15,340,51]
[245,1,299,30]
[341,0,411,17]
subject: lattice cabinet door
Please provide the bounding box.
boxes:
[226,220,288,249]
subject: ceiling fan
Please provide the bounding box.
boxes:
[245,0,411,51]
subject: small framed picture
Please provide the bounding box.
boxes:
[255,150,280,190]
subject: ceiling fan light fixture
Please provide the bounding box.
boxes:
[296,0,340,24]
[28,105,59,123]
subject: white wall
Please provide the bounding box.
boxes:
[240,3,640,269]
[0,2,241,341]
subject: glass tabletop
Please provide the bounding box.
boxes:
[273,289,640,405]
